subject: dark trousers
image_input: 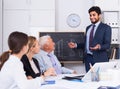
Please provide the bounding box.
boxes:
[84,54,95,72]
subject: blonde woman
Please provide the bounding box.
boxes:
[21,36,55,79]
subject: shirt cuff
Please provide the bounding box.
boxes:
[75,43,77,48]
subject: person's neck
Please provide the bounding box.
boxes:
[26,52,34,61]
[92,21,100,25]
[43,49,51,53]
[12,53,23,60]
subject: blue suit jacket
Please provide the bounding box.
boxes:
[77,22,111,62]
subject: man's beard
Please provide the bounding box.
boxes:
[91,18,100,24]
[91,20,98,24]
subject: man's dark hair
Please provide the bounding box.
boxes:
[88,6,101,15]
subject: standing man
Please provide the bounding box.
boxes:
[68,6,111,72]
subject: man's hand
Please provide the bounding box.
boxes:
[27,76,33,80]
[72,70,77,74]
[44,67,56,77]
[68,42,76,48]
[90,44,101,51]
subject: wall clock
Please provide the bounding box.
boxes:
[67,13,81,28]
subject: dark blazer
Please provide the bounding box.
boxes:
[21,55,41,78]
[77,22,111,62]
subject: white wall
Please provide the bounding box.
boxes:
[0,0,2,54]
[2,0,55,52]
[94,0,119,11]
[56,0,93,32]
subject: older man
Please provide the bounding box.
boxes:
[34,35,76,75]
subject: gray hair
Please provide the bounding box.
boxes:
[39,35,51,49]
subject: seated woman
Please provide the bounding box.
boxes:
[21,36,55,79]
[0,32,44,89]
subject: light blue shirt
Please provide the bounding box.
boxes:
[34,50,74,74]
[86,21,100,54]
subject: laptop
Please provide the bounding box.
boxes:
[82,60,120,82]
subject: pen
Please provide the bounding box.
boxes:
[96,67,100,74]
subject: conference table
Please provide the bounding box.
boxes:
[40,74,120,89]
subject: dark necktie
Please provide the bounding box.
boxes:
[89,25,95,47]
[47,54,61,74]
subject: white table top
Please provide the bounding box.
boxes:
[40,74,120,89]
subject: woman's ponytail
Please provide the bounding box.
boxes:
[0,50,11,70]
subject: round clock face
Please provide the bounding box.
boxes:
[67,14,81,28]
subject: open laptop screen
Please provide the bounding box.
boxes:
[82,61,120,82]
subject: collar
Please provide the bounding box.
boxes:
[40,50,54,56]
[93,21,101,28]
[40,50,48,55]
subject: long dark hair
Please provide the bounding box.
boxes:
[0,31,28,70]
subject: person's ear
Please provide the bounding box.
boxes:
[30,47,34,52]
[44,44,49,50]
[99,14,101,18]
[21,45,28,54]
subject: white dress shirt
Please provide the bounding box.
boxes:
[0,55,44,89]
[34,50,74,74]
[86,21,100,54]
[29,59,39,74]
